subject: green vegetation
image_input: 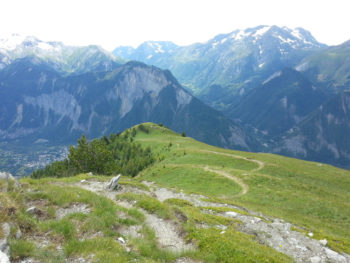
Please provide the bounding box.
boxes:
[145,165,242,197]
[9,239,36,260]
[1,177,184,262]
[2,122,350,262]
[133,123,350,254]
[117,193,173,219]
[31,128,154,178]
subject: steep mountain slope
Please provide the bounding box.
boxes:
[0,34,122,74]
[296,40,350,93]
[0,58,254,151]
[275,91,350,167]
[113,25,326,110]
[229,68,327,136]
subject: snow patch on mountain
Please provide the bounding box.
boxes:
[291,29,303,40]
[277,35,294,44]
[231,30,252,40]
[253,26,271,38]
[0,34,27,50]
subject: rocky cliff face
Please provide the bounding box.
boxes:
[0,59,254,151]
[275,91,350,167]
[228,68,327,136]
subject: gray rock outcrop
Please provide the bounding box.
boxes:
[107,174,121,190]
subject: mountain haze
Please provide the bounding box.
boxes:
[0,58,254,151]
[275,91,350,167]
[113,25,326,109]
[229,68,327,136]
[0,34,123,74]
[296,40,350,93]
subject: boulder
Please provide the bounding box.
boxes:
[107,174,121,190]
[117,237,125,244]
[325,248,346,262]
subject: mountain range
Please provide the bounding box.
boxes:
[113,25,350,168]
[0,56,254,150]
[0,34,122,74]
[113,25,326,109]
[1,26,350,174]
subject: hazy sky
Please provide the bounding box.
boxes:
[0,0,349,50]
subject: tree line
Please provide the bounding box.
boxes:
[31,127,154,178]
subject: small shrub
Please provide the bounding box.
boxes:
[9,239,35,260]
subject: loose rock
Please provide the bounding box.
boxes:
[117,237,125,244]
[225,211,238,217]
[107,174,121,190]
[0,251,10,263]
[15,228,22,239]
[26,206,36,214]
[319,239,327,246]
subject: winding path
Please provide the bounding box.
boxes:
[165,163,249,197]
[203,166,249,196]
[198,149,265,172]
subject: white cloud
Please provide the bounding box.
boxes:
[0,0,349,50]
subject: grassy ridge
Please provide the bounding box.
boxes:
[134,123,350,254]
[3,122,349,261]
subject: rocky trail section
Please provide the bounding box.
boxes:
[75,181,193,253]
[75,179,350,263]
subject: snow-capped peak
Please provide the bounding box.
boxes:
[0,34,28,51]
[230,29,252,40]
[253,26,271,37]
[291,28,303,40]
[144,41,165,53]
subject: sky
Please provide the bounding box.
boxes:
[0,0,349,51]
